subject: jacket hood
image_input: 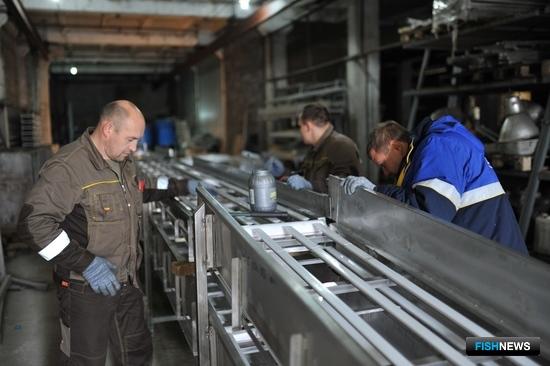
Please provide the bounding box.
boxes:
[413,115,484,153]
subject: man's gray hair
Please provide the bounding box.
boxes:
[99,101,130,130]
[367,121,411,153]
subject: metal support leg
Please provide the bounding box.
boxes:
[143,202,154,332]
[231,257,242,330]
[519,94,550,236]
[407,48,431,131]
[209,326,218,366]
[194,204,211,365]
[175,275,183,318]
[188,218,195,262]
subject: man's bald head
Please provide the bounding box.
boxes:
[92,100,145,161]
[99,100,144,130]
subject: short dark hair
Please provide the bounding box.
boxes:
[367,120,411,153]
[99,101,130,130]
[299,103,330,127]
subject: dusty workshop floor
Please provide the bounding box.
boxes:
[0,250,195,365]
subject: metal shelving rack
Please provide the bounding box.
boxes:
[401,6,550,240]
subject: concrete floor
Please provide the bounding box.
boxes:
[0,250,195,365]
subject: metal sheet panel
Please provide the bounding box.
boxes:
[0,147,51,232]
[327,176,550,359]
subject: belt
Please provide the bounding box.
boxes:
[54,272,131,290]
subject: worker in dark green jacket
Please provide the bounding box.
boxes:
[286,103,362,193]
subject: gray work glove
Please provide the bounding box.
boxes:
[187,179,217,196]
[82,257,121,296]
[342,176,376,195]
[263,157,285,178]
[287,174,313,190]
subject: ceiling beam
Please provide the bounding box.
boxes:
[176,0,305,71]
[21,0,252,19]
[50,62,173,75]
[40,27,198,48]
[54,56,180,65]
[3,0,48,58]
[48,44,189,61]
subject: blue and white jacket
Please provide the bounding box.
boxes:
[376,115,528,255]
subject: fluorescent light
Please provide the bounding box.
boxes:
[239,0,250,10]
[70,66,78,75]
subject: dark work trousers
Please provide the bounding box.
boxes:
[56,279,152,366]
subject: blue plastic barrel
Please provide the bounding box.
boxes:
[155,118,176,147]
[141,124,154,147]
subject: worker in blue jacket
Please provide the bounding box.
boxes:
[342,115,528,255]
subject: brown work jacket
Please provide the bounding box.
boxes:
[18,129,180,287]
[301,125,362,193]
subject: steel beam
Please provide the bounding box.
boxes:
[21,0,248,18]
[3,0,47,58]
[41,27,197,48]
[364,0,380,182]
[346,0,368,173]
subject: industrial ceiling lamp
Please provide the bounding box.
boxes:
[239,0,250,10]
[69,66,78,75]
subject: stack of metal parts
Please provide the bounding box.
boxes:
[20,113,41,148]
[448,41,550,72]
[486,95,543,171]
[260,80,347,120]
[432,0,548,33]
[138,154,550,365]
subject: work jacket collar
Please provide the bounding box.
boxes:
[313,124,334,152]
[412,115,435,147]
[80,128,132,171]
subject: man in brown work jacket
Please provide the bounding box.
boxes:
[18,100,205,365]
[286,103,362,193]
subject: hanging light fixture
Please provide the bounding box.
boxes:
[239,0,250,10]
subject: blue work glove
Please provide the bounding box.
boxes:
[287,174,313,190]
[82,257,120,296]
[342,176,376,195]
[187,179,217,196]
[263,157,285,178]
[187,179,199,194]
